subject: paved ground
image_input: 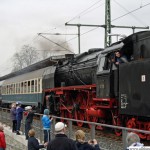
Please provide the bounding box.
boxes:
[0,122,27,150]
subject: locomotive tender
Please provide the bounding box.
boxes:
[0,31,150,139]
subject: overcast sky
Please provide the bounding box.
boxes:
[0,0,150,75]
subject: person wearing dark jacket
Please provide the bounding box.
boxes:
[16,101,24,135]
[10,102,17,133]
[25,106,34,140]
[47,122,78,150]
[75,130,100,150]
[28,129,47,150]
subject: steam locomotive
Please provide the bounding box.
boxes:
[0,31,150,139]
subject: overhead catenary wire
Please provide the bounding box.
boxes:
[113,0,147,26]
[66,0,103,24]
[112,1,150,22]
[45,26,100,53]
[76,2,105,18]
[38,33,75,54]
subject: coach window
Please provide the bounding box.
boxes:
[17,83,19,94]
[10,84,13,94]
[24,81,27,93]
[38,78,41,92]
[7,85,9,94]
[31,80,34,93]
[13,84,15,94]
[9,85,11,94]
[4,85,7,94]
[18,83,20,94]
[16,83,18,94]
[21,82,23,93]
[14,84,16,94]
[12,84,14,94]
[28,81,30,93]
[8,85,10,94]
[35,79,37,92]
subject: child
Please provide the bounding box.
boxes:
[28,129,47,150]
[75,130,100,150]
[0,125,6,150]
[41,109,53,143]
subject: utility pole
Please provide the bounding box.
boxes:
[105,0,111,48]
[65,0,149,53]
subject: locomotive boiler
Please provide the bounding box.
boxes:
[1,31,150,140]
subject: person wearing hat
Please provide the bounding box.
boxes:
[16,101,24,135]
[25,106,35,140]
[41,109,53,143]
[47,122,78,150]
[0,125,6,150]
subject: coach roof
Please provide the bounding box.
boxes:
[2,66,56,85]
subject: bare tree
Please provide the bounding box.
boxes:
[21,45,39,66]
[12,45,39,72]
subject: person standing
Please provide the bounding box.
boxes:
[47,122,78,150]
[41,109,53,143]
[16,101,24,135]
[28,129,47,150]
[0,125,6,150]
[10,102,17,133]
[25,106,34,140]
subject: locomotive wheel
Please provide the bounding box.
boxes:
[138,133,146,139]
[75,111,84,127]
[60,110,65,122]
[147,123,150,140]
[76,93,87,107]
[96,119,105,130]
[60,110,72,124]
[74,93,86,127]
[87,116,98,128]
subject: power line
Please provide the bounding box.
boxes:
[66,0,103,23]
[112,1,150,22]
[38,33,75,54]
[113,0,147,26]
[77,2,105,18]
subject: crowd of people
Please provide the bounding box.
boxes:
[0,101,146,150]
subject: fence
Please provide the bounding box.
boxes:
[0,107,150,150]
